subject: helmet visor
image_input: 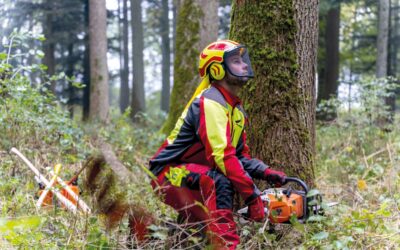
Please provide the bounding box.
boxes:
[224,46,254,78]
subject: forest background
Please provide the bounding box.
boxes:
[0,0,399,249]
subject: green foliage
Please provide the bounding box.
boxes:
[0,32,86,163]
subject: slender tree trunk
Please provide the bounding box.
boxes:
[42,0,56,93]
[67,43,75,118]
[230,0,318,186]
[161,0,171,112]
[386,0,397,117]
[130,0,146,120]
[377,0,390,78]
[89,0,109,122]
[317,3,340,121]
[119,0,130,113]
[82,0,90,120]
[160,0,218,134]
[376,0,391,125]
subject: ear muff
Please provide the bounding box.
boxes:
[209,63,225,80]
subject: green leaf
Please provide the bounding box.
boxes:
[0,53,7,60]
[152,231,167,240]
[307,215,326,222]
[311,231,329,241]
[307,189,321,197]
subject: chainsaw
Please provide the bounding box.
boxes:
[238,177,326,224]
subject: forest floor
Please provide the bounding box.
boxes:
[0,71,399,248]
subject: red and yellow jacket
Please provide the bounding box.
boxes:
[150,84,267,203]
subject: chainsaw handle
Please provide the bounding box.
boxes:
[283,177,309,193]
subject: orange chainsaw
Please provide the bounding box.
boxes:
[238,177,324,224]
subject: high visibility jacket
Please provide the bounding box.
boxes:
[150,84,267,203]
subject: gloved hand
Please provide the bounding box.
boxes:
[264,168,286,187]
[247,196,265,222]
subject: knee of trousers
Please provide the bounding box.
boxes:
[207,171,234,209]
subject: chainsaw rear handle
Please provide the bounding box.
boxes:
[283,177,309,194]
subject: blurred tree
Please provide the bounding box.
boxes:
[160,0,218,134]
[317,0,340,121]
[230,0,318,186]
[161,0,171,112]
[42,0,56,93]
[130,0,146,120]
[385,0,399,117]
[376,0,389,78]
[89,0,109,122]
[119,0,130,113]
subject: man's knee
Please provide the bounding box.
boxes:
[207,171,234,209]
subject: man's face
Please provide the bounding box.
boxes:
[225,53,249,77]
[225,53,249,86]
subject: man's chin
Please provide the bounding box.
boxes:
[229,78,248,87]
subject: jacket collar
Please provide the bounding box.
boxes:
[212,83,241,107]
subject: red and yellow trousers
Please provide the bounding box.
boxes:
[151,163,240,249]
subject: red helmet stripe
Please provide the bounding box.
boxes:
[199,56,223,77]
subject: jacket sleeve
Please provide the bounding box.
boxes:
[197,96,260,203]
[236,129,268,180]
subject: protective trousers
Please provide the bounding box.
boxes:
[151,163,240,249]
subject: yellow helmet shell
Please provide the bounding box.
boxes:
[198,40,240,78]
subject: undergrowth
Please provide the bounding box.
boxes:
[0,32,399,249]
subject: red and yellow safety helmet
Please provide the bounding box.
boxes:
[198,39,254,80]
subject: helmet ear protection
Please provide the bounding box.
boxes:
[209,63,225,80]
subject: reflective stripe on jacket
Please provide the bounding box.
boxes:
[149,84,267,203]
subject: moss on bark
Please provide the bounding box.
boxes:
[230,0,317,186]
[160,0,202,135]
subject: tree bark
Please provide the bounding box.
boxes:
[119,0,130,113]
[317,3,340,121]
[42,0,56,93]
[130,0,146,120]
[387,0,399,115]
[377,0,390,78]
[161,0,171,112]
[82,0,91,121]
[160,0,218,134]
[230,0,318,186]
[89,0,109,122]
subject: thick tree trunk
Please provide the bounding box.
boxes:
[160,0,218,134]
[161,0,171,112]
[119,0,130,113]
[317,4,340,121]
[89,0,109,122]
[230,0,318,186]
[130,0,146,119]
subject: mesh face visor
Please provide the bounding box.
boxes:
[223,46,254,78]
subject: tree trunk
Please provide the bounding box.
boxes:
[377,0,390,78]
[89,0,109,122]
[82,0,90,121]
[130,0,146,119]
[160,0,218,134]
[161,0,171,112]
[384,0,396,118]
[42,0,56,93]
[317,3,340,121]
[119,0,130,113]
[230,0,318,186]
[67,43,75,118]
